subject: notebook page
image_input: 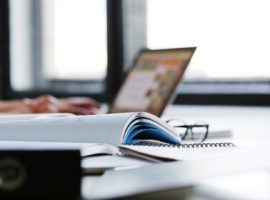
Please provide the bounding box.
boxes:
[120,143,237,161]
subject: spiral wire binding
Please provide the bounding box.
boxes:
[132,142,235,148]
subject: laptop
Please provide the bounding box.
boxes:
[107,47,196,117]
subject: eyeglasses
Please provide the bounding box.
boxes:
[166,119,209,142]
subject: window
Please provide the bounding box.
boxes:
[42,0,107,80]
[146,0,270,95]
[9,0,107,94]
[2,0,270,105]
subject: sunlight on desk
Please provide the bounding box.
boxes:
[195,170,270,199]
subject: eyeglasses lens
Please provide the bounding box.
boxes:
[191,122,208,141]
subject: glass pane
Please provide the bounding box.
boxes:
[42,0,107,80]
[9,0,34,90]
[146,0,270,81]
[9,0,107,91]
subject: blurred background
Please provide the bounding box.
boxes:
[0,0,270,105]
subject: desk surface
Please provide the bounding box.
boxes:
[163,105,270,145]
[82,105,270,199]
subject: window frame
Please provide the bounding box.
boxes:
[0,0,10,99]
[0,0,124,102]
[175,80,270,106]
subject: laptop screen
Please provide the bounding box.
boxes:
[110,47,196,116]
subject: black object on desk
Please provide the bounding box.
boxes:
[0,150,81,199]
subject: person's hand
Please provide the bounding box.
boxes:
[23,95,101,115]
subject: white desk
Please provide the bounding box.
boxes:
[164,105,270,146]
[164,105,270,199]
[82,105,270,199]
